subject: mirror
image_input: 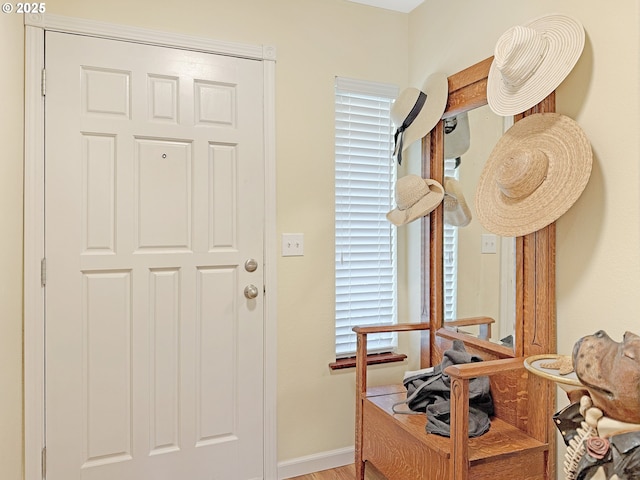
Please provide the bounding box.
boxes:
[442,105,516,347]
[422,55,556,373]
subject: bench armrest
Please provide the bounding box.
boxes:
[446,356,526,478]
[354,322,430,395]
[353,322,430,335]
[444,357,524,379]
[352,318,492,337]
[445,316,495,341]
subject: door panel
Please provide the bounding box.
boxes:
[45,31,264,480]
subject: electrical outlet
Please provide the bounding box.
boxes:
[282,233,304,256]
[481,234,497,254]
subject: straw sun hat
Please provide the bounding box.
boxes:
[487,13,585,116]
[391,73,448,165]
[444,177,472,227]
[475,113,592,237]
[387,175,444,226]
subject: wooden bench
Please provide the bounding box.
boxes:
[355,324,551,480]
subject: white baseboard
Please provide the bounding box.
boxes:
[277,446,355,479]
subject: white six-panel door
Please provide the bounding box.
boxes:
[45,31,265,480]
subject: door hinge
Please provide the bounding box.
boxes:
[41,257,46,287]
[41,446,46,479]
[41,68,46,97]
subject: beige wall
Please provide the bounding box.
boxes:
[3,0,640,477]
[0,12,25,480]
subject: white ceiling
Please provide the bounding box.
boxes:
[346,0,425,13]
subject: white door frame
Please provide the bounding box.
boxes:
[23,13,278,480]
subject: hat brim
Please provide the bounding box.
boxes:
[444,177,472,227]
[487,14,585,116]
[387,179,444,226]
[475,113,592,237]
[399,73,449,153]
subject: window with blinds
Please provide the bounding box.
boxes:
[443,157,459,322]
[334,77,399,358]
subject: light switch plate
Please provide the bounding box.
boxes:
[481,234,497,254]
[282,233,304,256]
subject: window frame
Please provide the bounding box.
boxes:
[333,76,400,361]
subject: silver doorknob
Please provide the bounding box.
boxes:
[244,258,258,272]
[244,284,259,299]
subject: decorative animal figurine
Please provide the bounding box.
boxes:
[572,330,640,424]
[555,331,640,480]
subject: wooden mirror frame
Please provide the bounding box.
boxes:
[421,56,558,475]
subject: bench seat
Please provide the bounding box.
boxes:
[361,385,548,480]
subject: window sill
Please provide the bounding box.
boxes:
[328,352,407,370]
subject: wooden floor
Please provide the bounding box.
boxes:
[288,463,387,480]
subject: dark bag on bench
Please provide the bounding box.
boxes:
[394,340,494,437]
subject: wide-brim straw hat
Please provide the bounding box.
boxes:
[475,113,592,237]
[487,13,585,116]
[391,73,448,164]
[444,177,472,227]
[387,175,444,226]
[444,112,470,159]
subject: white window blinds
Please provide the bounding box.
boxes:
[334,77,399,358]
[443,158,459,322]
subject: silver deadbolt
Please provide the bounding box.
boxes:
[244,284,259,299]
[244,258,258,272]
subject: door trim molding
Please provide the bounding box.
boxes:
[24,22,45,480]
[23,14,278,480]
[24,13,277,61]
